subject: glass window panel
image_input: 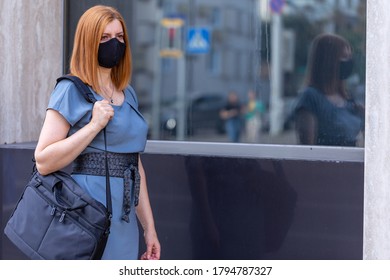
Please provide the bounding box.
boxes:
[66,0,366,146]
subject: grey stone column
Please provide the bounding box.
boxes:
[0,0,63,144]
[364,0,390,259]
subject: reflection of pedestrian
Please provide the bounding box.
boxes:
[244,89,265,143]
[219,91,242,143]
[294,33,364,146]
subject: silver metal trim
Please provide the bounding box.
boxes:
[0,141,364,162]
[145,140,364,162]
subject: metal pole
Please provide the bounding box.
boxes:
[176,56,187,141]
[270,12,284,135]
[151,9,163,140]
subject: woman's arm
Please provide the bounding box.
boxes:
[136,156,161,260]
[34,100,114,175]
[295,110,317,145]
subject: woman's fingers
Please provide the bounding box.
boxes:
[91,100,114,129]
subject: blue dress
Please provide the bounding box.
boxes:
[48,80,148,259]
[294,87,363,146]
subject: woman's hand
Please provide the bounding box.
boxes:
[136,157,160,260]
[140,230,161,260]
[90,100,114,130]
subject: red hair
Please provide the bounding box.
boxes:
[69,5,132,93]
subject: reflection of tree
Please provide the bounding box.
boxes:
[336,1,366,83]
[283,16,321,73]
[283,15,322,96]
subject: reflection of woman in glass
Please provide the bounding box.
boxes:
[294,33,364,146]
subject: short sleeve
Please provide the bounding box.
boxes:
[294,88,320,115]
[48,80,93,126]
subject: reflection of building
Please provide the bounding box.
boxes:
[132,0,260,107]
[283,0,361,16]
[283,0,363,33]
[261,0,363,31]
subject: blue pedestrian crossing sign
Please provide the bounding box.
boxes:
[186,27,210,54]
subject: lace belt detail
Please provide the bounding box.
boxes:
[72,152,140,223]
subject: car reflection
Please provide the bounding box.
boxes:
[144,92,226,137]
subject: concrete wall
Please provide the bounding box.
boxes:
[0,0,63,144]
[364,0,390,260]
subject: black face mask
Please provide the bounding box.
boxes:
[98,38,126,68]
[339,58,354,80]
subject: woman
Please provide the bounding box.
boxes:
[294,33,364,146]
[34,5,160,260]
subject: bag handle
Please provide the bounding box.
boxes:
[55,75,112,219]
[53,185,88,211]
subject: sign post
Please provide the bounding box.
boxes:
[160,17,187,140]
[160,17,185,58]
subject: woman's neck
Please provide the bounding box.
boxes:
[98,68,112,88]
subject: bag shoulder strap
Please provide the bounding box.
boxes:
[56,75,97,104]
[55,74,112,218]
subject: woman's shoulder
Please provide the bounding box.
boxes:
[52,79,74,94]
[295,87,325,113]
[299,86,323,98]
[48,78,93,126]
[51,79,88,103]
[123,84,139,106]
